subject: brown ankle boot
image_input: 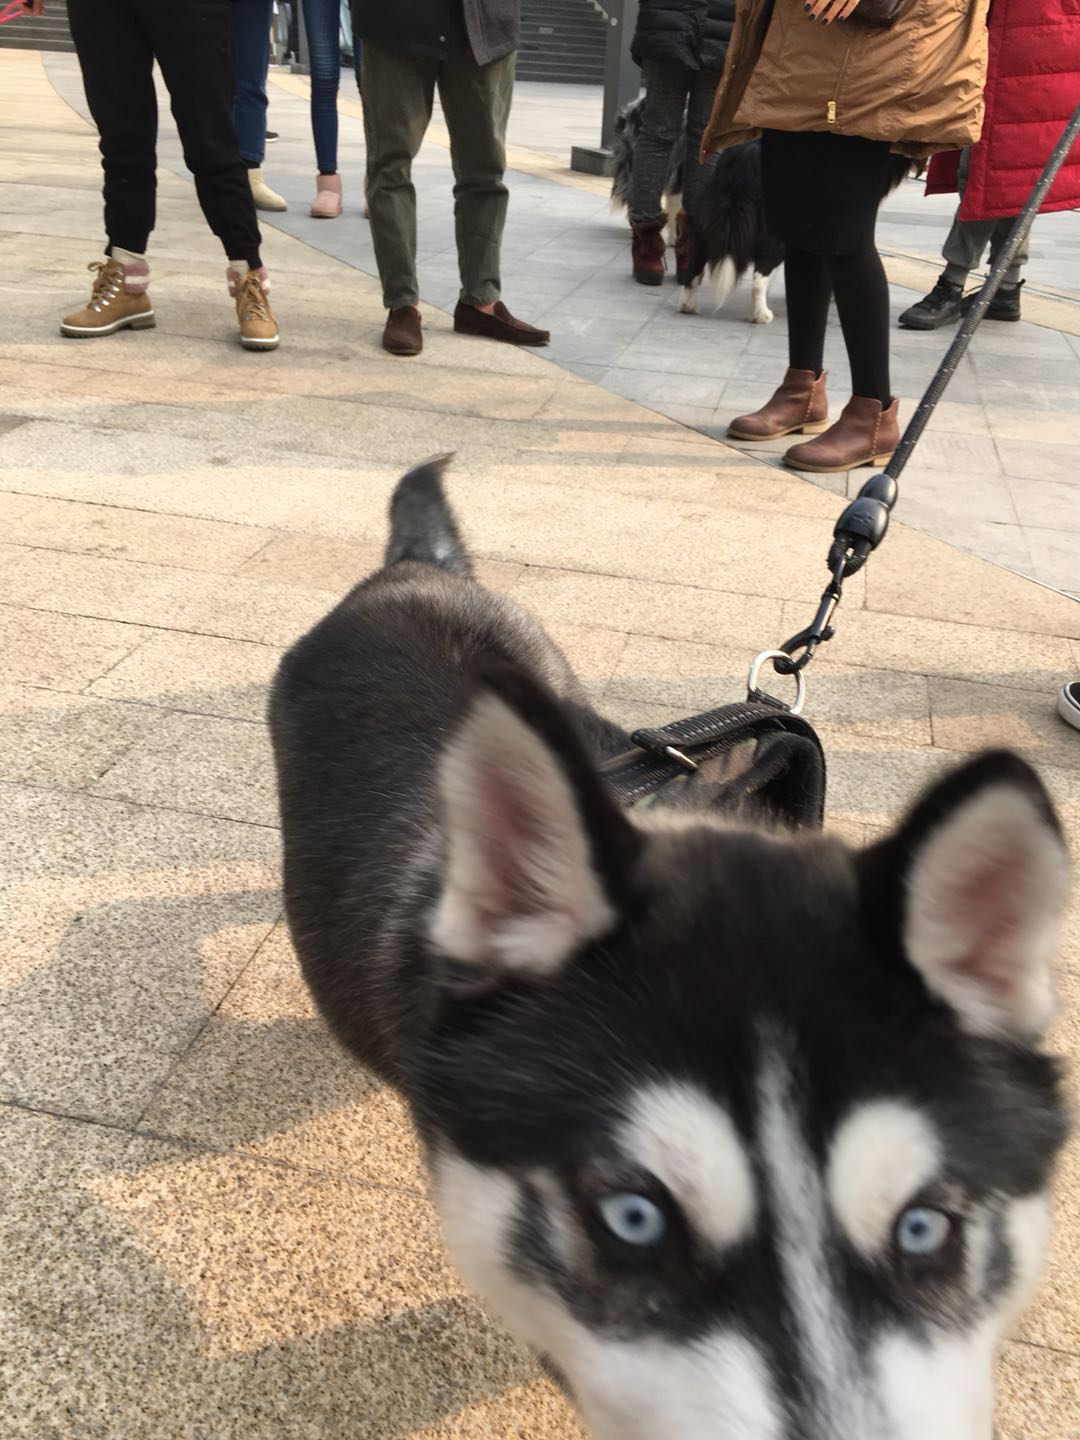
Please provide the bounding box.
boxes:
[631,215,667,286]
[784,396,900,473]
[674,210,696,286]
[727,368,828,441]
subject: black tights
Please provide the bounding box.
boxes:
[785,246,892,406]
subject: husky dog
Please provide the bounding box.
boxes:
[270,457,1070,1440]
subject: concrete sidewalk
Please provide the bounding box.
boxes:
[1,48,1079,1440]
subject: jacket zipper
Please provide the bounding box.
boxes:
[828,39,856,126]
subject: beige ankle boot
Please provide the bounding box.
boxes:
[61,251,155,337]
[727,368,829,441]
[248,168,287,212]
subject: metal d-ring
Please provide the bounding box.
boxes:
[746,650,808,716]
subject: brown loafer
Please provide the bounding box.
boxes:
[784,396,900,473]
[383,305,422,356]
[453,301,550,346]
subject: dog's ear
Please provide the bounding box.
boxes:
[860,751,1070,1040]
[429,666,642,981]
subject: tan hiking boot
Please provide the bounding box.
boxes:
[60,256,154,338]
[227,265,279,351]
[248,167,287,211]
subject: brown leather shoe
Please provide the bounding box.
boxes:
[631,216,667,286]
[383,305,422,356]
[727,368,828,441]
[784,396,900,473]
[453,301,550,346]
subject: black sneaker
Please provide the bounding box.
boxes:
[266,130,279,143]
[961,279,1023,322]
[899,277,964,330]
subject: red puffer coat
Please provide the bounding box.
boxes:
[925,0,1080,222]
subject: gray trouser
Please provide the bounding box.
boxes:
[629,60,722,226]
[942,147,1029,290]
[360,41,515,310]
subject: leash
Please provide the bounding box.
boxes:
[601,101,1080,828]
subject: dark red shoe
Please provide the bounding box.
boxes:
[631,216,667,286]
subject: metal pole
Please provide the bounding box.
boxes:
[570,0,641,176]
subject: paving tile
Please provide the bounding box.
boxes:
[0,602,149,688]
[13,548,336,646]
[88,709,278,827]
[998,436,1080,486]
[929,675,1080,772]
[1024,526,1080,596]
[89,629,279,722]
[0,683,163,790]
[1,1108,533,1440]
[864,524,1080,641]
[1008,476,1080,533]
[0,781,279,1121]
[510,565,783,650]
[986,406,1080,447]
[142,924,425,1189]
[781,597,1075,692]
[0,491,272,572]
[996,1343,1080,1440]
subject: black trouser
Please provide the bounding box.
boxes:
[786,246,892,407]
[67,0,262,267]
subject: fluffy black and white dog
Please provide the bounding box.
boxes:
[270,457,1070,1440]
[610,94,685,218]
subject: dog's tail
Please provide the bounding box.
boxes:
[385,454,472,577]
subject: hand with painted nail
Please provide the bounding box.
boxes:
[804,0,862,21]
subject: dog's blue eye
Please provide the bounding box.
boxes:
[896,1206,953,1257]
[596,1192,667,1247]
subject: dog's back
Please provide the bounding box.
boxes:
[269,457,628,1080]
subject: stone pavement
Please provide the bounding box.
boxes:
[1,47,1079,1440]
[45,57,1080,596]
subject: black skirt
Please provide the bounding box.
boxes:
[761,129,896,255]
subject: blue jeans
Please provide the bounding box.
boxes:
[232,0,272,166]
[304,0,360,174]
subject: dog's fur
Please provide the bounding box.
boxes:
[270,457,1070,1440]
[610,94,685,220]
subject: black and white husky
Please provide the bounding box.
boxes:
[270,457,1070,1440]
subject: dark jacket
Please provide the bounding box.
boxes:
[631,0,736,73]
[351,0,519,66]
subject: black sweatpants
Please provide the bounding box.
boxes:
[67,0,262,266]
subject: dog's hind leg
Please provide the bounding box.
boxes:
[678,272,702,315]
[384,454,472,577]
[750,270,774,325]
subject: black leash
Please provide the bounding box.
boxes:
[601,102,1080,827]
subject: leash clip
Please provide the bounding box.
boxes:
[746,650,807,715]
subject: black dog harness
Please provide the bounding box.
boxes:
[601,103,1080,832]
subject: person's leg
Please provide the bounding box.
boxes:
[67,0,157,257]
[361,41,436,310]
[726,246,830,440]
[941,148,995,288]
[629,61,689,226]
[148,0,264,268]
[304,0,341,175]
[437,50,514,308]
[829,246,891,405]
[230,0,271,168]
[784,246,831,377]
[682,68,721,220]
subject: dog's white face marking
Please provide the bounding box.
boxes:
[622,1081,757,1252]
[573,1331,785,1440]
[756,1039,870,1435]
[872,1327,995,1440]
[826,1100,942,1259]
